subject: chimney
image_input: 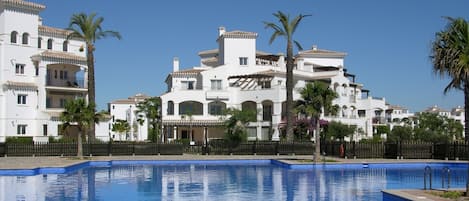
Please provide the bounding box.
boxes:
[312,45,318,51]
[218,26,226,36]
[277,53,285,68]
[173,57,179,72]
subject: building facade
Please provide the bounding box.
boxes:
[108,93,149,141]
[0,0,108,142]
[160,27,388,144]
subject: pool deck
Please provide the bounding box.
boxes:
[0,154,465,169]
[0,155,468,200]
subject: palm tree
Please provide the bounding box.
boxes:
[431,17,469,141]
[264,11,309,141]
[135,97,162,142]
[296,81,338,162]
[112,119,130,141]
[67,12,121,138]
[60,99,99,159]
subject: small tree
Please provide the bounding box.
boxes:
[136,97,161,142]
[388,126,412,143]
[296,81,338,162]
[60,99,99,158]
[112,119,130,141]
[222,108,256,147]
[323,121,356,142]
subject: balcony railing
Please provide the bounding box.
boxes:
[46,78,84,88]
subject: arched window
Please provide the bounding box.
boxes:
[241,101,256,112]
[47,39,53,50]
[208,101,226,115]
[22,33,29,45]
[62,41,68,52]
[10,31,18,43]
[37,37,42,48]
[167,101,174,115]
[179,101,203,115]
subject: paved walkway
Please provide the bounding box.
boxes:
[0,154,463,169]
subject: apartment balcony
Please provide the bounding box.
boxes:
[372,117,386,125]
[46,78,87,92]
[205,90,229,100]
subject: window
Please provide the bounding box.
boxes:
[59,98,66,108]
[63,41,68,52]
[167,101,174,115]
[35,66,39,76]
[10,31,17,43]
[17,95,27,105]
[179,101,203,115]
[258,80,271,89]
[59,71,64,79]
[210,80,222,90]
[15,64,25,74]
[43,125,48,136]
[181,81,194,90]
[209,101,226,115]
[38,37,42,48]
[47,39,53,50]
[54,70,57,78]
[22,33,29,45]
[64,71,68,79]
[239,57,248,65]
[17,125,27,135]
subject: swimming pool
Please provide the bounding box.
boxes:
[0,160,466,201]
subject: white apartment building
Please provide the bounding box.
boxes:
[423,105,465,127]
[0,0,108,142]
[109,93,149,141]
[160,27,388,143]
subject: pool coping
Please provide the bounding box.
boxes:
[0,156,466,175]
[382,189,467,201]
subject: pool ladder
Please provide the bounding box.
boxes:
[423,166,451,190]
[424,166,432,190]
[441,167,450,190]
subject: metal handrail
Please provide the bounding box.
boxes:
[424,166,432,190]
[442,167,451,190]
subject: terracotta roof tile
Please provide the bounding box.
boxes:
[41,50,87,62]
[38,25,72,37]
[1,0,45,11]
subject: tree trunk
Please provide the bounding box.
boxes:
[87,44,96,139]
[464,82,469,196]
[314,118,321,162]
[77,130,83,159]
[465,82,469,142]
[285,40,295,141]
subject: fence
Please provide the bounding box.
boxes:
[0,142,183,157]
[0,141,468,159]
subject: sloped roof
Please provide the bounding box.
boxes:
[41,50,87,62]
[39,25,73,37]
[219,30,258,39]
[299,48,347,57]
[1,0,45,11]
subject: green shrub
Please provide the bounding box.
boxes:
[6,137,33,144]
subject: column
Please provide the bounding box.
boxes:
[173,126,178,140]
[203,127,207,145]
[271,102,282,141]
[256,102,262,140]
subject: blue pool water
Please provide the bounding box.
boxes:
[0,160,467,201]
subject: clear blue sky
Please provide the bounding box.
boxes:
[33,0,469,112]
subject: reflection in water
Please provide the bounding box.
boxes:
[0,164,466,201]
